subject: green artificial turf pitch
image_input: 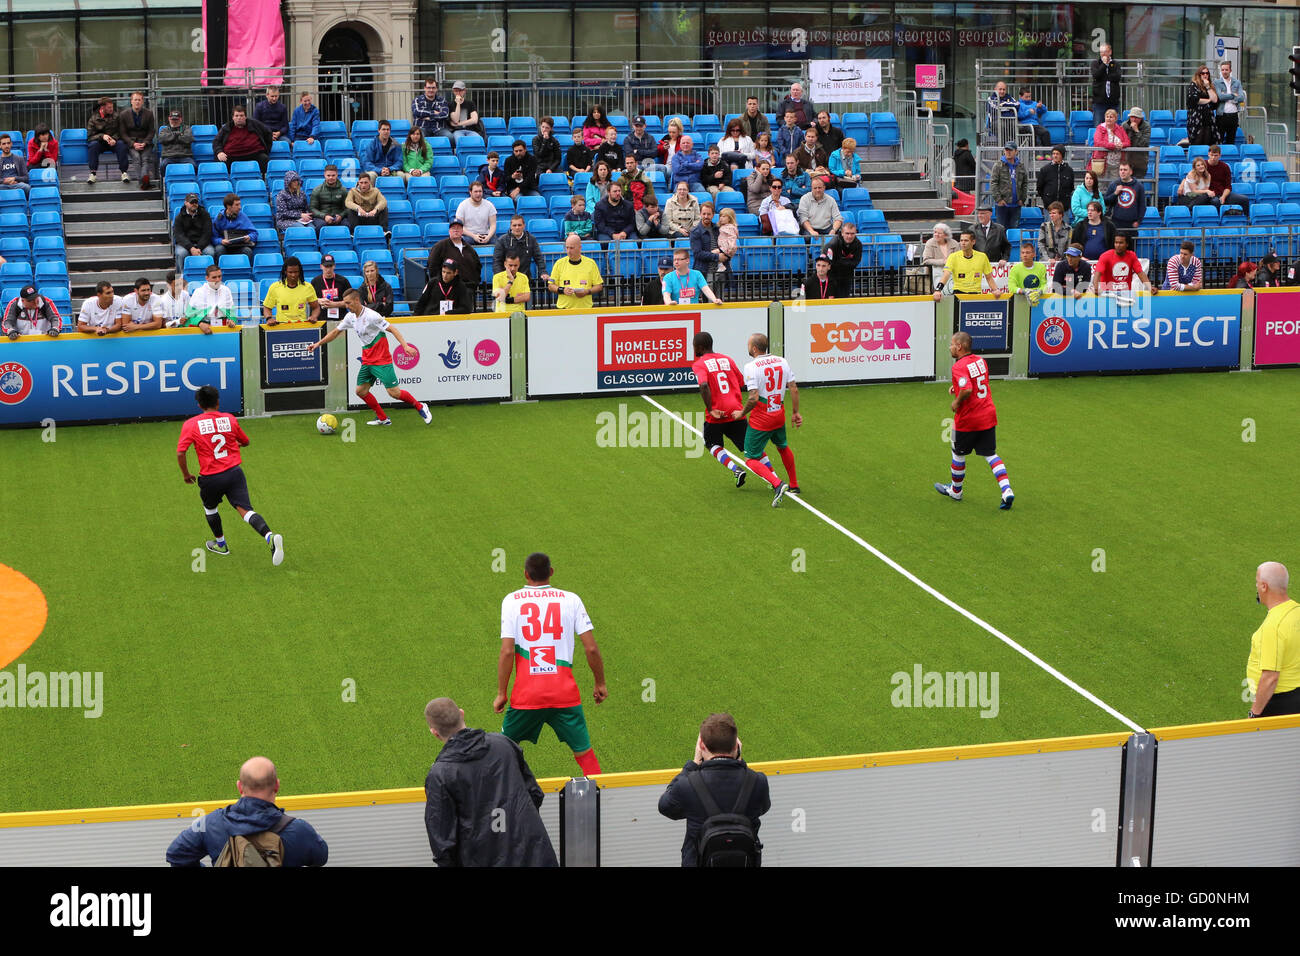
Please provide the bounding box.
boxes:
[0,369,1293,812]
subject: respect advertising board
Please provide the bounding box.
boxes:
[0,328,243,426]
[262,323,325,387]
[782,298,937,384]
[1252,288,1300,366]
[347,315,510,404]
[527,304,767,396]
[1028,293,1241,374]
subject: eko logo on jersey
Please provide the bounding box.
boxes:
[1036,316,1073,355]
[809,321,912,352]
[0,362,33,405]
[529,646,558,675]
[596,313,700,389]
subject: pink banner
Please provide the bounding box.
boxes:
[1254,289,1300,366]
[227,0,284,86]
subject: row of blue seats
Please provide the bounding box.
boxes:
[0,188,63,214]
[1151,144,1266,164]
[0,286,71,315]
[0,212,65,240]
[0,235,65,264]
[0,261,68,285]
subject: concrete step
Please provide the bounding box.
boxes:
[871,197,953,217]
[65,220,170,242]
[68,244,173,270]
[60,179,162,200]
[63,202,166,222]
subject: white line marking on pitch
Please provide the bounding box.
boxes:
[642,393,1146,735]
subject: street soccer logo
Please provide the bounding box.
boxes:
[1036,316,1072,356]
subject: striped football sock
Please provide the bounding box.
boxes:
[950,455,966,496]
[985,454,1011,496]
[710,445,740,474]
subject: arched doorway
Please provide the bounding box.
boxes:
[318,26,372,127]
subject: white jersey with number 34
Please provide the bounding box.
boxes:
[501,587,593,708]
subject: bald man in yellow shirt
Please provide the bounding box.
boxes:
[1247,561,1300,717]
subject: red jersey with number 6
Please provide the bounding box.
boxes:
[951,354,997,431]
[691,352,744,420]
[177,410,248,475]
[501,586,593,709]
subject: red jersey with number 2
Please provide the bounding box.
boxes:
[951,354,997,431]
[177,411,248,475]
[691,352,744,420]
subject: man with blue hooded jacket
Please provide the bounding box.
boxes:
[361,121,402,180]
[165,756,328,866]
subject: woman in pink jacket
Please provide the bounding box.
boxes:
[1091,109,1130,181]
[581,105,610,149]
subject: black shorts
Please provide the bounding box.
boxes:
[1261,686,1300,717]
[952,427,997,457]
[703,419,749,453]
[198,465,253,512]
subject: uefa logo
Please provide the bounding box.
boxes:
[1036,316,1072,356]
[393,343,420,371]
[0,361,33,405]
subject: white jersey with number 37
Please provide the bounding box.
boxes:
[742,353,794,430]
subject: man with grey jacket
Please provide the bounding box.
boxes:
[158,109,195,179]
[989,141,1028,230]
[1215,61,1246,146]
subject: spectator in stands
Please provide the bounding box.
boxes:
[213,193,258,263]
[1103,161,1145,241]
[700,145,731,198]
[1095,232,1156,295]
[1123,108,1151,179]
[0,135,29,196]
[412,79,453,143]
[1008,242,1047,301]
[1070,200,1115,260]
[86,96,129,185]
[1205,145,1249,213]
[593,126,623,175]
[751,130,777,168]
[418,257,476,315]
[778,82,813,129]
[166,756,328,867]
[1091,44,1122,127]
[253,86,289,141]
[547,233,604,309]
[1186,66,1220,147]
[119,276,165,332]
[823,220,862,297]
[972,205,1010,264]
[563,195,593,238]
[664,247,720,305]
[797,177,842,238]
[476,151,506,197]
[581,105,611,149]
[1229,260,1258,290]
[738,96,770,141]
[829,138,861,190]
[636,195,669,238]
[922,223,958,267]
[214,106,272,175]
[717,119,754,170]
[173,192,215,272]
[312,254,353,322]
[361,120,402,180]
[3,285,61,338]
[309,163,348,230]
[425,219,481,297]
[1016,89,1049,147]
[618,153,657,211]
[183,263,236,331]
[158,110,194,179]
[448,81,484,144]
[77,281,125,335]
[1165,240,1204,292]
[690,200,720,291]
[346,172,389,233]
[1092,109,1130,182]
[989,142,1027,229]
[775,110,803,163]
[665,181,701,238]
[745,159,774,215]
[812,111,844,155]
[532,117,563,174]
[1256,253,1290,287]
[1036,146,1075,215]
[658,712,770,868]
[1071,168,1104,224]
[494,214,545,280]
[1038,202,1070,263]
[623,115,658,171]
[289,91,321,144]
[27,124,58,170]
[567,128,593,178]
[119,91,157,189]
[984,81,1018,143]
[1176,156,1215,207]
[359,260,394,316]
[402,127,433,179]
[504,140,539,199]
[760,178,798,236]
[1051,245,1092,298]
[456,180,496,245]
[670,135,705,191]
[262,256,320,325]
[491,252,531,312]
[802,254,836,300]
[594,181,636,244]
[1216,61,1246,146]
[716,207,738,281]
[952,139,976,194]
[793,127,828,173]
[274,170,314,233]
[657,118,685,174]
[781,153,811,203]
[642,255,672,305]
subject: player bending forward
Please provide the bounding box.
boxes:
[177,385,285,564]
[309,288,432,427]
[738,333,801,507]
[691,331,776,489]
[497,552,608,777]
[936,331,1014,510]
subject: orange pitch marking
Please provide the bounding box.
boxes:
[0,565,46,669]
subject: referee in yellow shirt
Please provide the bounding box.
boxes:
[547,233,604,309]
[932,230,1001,302]
[1246,561,1300,717]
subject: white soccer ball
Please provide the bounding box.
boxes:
[316,414,338,435]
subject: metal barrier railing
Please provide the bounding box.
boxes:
[975,58,1221,121]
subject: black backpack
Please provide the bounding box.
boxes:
[687,769,762,867]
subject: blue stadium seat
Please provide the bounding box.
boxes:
[1163,205,1191,228]
[252,253,284,283]
[1134,230,1157,262]
[33,260,68,286]
[1068,111,1093,144]
[1261,161,1288,185]
[415,197,448,223]
[27,187,61,214]
[318,225,353,255]
[217,255,252,282]
[1251,203,1277,226]
[459,152,488,176]
[1148,110,1174,133]
[480,117,506,137]
[295,251,323,275]
[1152,228,1180,264]
[1282,182,1300,204]
[319,121,347,141]
[508,117,538,138]
[387,199,415,227]
[1158,145,1184,163]
[439,174,470,203]
[193,142,216,162]
[869,112,899,147]
[325,139,355,164]
[530,220,560,242]
[1191,205,1219,227]
[191,124,218,144]
[487,195,514,218]
[365,250,395,274]
[41,287,72,324]
[229,160,262,180]
[268,140,291,159]
[539,173,570,203]
[1147,128,1167,146]
[855,208,889,234]
[31,236,63,266]
[1240,143,1267,165]
[715,192,745,215]
[734,213,760,237]
[1278,203,1300,226]
[0,236,31,264]
[1,261,33,285]
[1219,144,1239,161]
[405,176,439,201]
[1168,127,1187,145]
[872,236,907,270]
[1187,145,1209,163]
[609,116,631,135]
[1018,206,1044,230]
[164,161,196,183]
[29,212,61,239]
[422,222,450,245]
[692,115,721,137]
[183,255,214,283]
[235,179,267,203]
[201,180,234,205]
[292,141,324,159]
[266,159,296,183]
[244,202,273,231]
[1156,164,1181,201]
[197,161,229,186]
[430,155,462,178]
[773,236,808,273]
[453,132,485,153]
[516,194,548,220]
[375,175,405,195]
[1207,227,1241,262]
[1244,226,1271,260]
[59,129,88,165]
[282,228,319,255]
[841,190,873,212]
[329,251,360,274]
[486,134,515,153]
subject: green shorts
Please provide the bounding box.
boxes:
[501,704,592,753]
[744,424,788,459]
[357,362,399,388]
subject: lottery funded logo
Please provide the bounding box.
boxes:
[0,362,33,405]
[1036,315,1072,355]
[393,343,420,370]
[474,339,501,367]
[596,313,700,389]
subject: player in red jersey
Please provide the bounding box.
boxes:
[935,332,1014,510]
[690,331,774,489]
[1093,233,1157,296]
[177,384,285,563]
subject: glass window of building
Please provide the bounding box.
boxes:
[573,6,638,79]
[440,5,505,69]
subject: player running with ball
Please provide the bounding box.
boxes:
[308,288,432,427]
[738,332,801,507]
[935,331,1014,510]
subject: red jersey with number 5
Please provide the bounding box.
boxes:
[177,410,248,475]
[691,352,744,420]
[951,354,997,431]
[501,586,593,709]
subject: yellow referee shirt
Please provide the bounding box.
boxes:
[550,255,603,309]
[1246,598,1300,695]
[944,250,992,294]
[262,281,318,323]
